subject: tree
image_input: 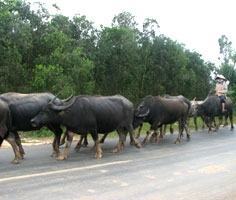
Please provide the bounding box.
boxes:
[218,35,236,103]
[0,2,214,103]
[95,26,140,101]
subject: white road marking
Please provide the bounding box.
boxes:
[145,175,156,180]
[173,172,182,176]
[198,164,230,174]
[0,160,132,183]
[120,182,129,187]
[99,169,108,173]
[87,189,95,193]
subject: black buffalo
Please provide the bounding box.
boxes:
[0,99,11,147]
[0,99,25,163]
[134,95,190,144]
[31,95,141,160]
[194,95,234,131]
[0,92,64,164]
[134,95,191,140]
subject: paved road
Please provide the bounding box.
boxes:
[0,127,236,200]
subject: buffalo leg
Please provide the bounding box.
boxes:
[160,124,168,136]
[74,134,89,151]
[14,131,25,159]
[229,112,234,130]
[51,133,61,158]
[129,131,136,145]
[57,131,74,160]
[113,130,126,153]
[82,134,88,147]
[142,130,153,145]
[194,116,198,131]
[175,119,184,144]
[159,126,164,138]
[150,131,158,143]
[47,125,62,157]
[218,116,223,127]
[95,139,102,159]
[214,117,219,130]
[99,133,109,144]
[149,128,161,143]
[74,135,85,152]
[60,132,67,146]
[170,124,174,134]
[51,136,57,157]
[91,131,102,159]
[157,126,164,143]
[201,116,205,129]
[135,123,143,139]
[224,114,229,127]
[6,135,22,164]
[127,125,141,148]
[163,125,167,135]
[184,122,190,140]
[212,117,217,131]
[204,116,213,132]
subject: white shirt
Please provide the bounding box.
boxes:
[215,80,229,96]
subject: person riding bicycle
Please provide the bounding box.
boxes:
[215,74,229,113]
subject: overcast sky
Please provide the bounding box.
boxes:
[31,0,236,65]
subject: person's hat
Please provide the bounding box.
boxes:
[215,74,226,80]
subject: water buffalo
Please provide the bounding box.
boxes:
[31,95,141,160]
[0,99,26,163]
[134,95,190,144]
[0,92,64,164]
[189,99,205,130]
[162,95,191,136]
[194,95,234,131]
[134,95,191,142]
[0,99,11,146]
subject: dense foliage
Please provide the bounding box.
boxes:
[0,0,234,103]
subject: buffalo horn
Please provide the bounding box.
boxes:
[62,94,74,102]
[137,108,150,117]
[50,97,76,111]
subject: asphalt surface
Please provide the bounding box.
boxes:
[0,127,236,200]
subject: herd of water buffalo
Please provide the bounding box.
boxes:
[0,92,234,164]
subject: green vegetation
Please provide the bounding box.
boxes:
[0,0,235,138]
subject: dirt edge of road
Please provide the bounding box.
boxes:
[1,135,82,148]
[1,138,52,148]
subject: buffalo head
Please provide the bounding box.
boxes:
[190,99,204,117]
[31,96,76,127]
[134,96,153,118]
